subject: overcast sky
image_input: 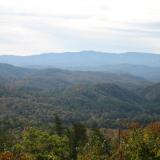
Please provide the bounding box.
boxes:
[0,0,160,55]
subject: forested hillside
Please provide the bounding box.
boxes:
[0,63,159,128]
[0,63,160,159]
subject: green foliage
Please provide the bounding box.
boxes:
[0,121,160,160]
[123,127,160,160]
[67,123,87,160]
[53,115,64,136]
[14,128,69,160]
[79,129,111,160]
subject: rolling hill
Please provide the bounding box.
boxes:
[0,63,159,128]
[0,63,150,92]
[143,83,160,102]
[1,51,160,82]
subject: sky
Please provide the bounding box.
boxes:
[0,0,160,55]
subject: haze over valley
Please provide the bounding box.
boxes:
[1,0,160,159]
[0,52,160,128]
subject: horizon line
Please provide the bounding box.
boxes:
[0,50,160,56]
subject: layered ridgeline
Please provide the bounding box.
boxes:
[0,51,160,82]
[0,63,160,128]
[1,51,160,67]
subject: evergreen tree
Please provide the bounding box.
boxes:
[67,123,87,160]
[54,115,63,136]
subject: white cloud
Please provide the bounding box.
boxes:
[0,0,160,55]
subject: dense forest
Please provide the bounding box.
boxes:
[0,63,160,159]
[1,115,160,160]
[0,63,160,128]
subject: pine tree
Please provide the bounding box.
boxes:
[54,115,63,136]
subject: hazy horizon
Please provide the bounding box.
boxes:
[1,0,160,55]
[0,50,160,56]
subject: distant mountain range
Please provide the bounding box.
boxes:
[0,51,160,67]
[0,51,160,81]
